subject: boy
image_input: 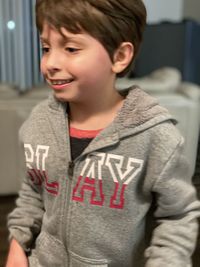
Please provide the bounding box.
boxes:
[6,0,200,266]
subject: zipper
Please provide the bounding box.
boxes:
[68,161,75,179]
[61,112,119,264]
[60,113,75,264]
[65,167,73,266]
[60,161,74,266]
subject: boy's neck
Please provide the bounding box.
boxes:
[68,90,124,131]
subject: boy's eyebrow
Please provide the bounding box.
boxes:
[40,35,85,45]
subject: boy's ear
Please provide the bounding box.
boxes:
[112,42,134,74]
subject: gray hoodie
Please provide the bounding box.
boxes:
[8,87,200,267]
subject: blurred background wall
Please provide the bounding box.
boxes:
[144,0,200,23]
[143,0,184,23]
[183,0,200,21]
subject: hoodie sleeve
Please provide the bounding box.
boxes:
[7,127,44,252]
[145,136,200,267]
[7,178,44,252]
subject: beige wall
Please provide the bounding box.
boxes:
[183,0,200,21]
[143,0,183,23]
[142,0,200,23]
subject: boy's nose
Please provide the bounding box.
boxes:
[46,52,61,73]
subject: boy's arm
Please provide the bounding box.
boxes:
[6,239,28,267]
[145,137,200,267]
[7,177,44,254]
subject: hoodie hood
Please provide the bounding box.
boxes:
[48,86,175,131]
[46,86,176,143]
[99,86,176,144]
[116,86,175,128]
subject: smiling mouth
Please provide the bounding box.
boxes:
[50,79,74,85]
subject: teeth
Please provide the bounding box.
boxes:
[51,79,72,85]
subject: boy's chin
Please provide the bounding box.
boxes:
[53,92,68,102]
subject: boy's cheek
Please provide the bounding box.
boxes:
[40,60,45,73]
[40,63,47,78]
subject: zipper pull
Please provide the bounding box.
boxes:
[68,161,74,179]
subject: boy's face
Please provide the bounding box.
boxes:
[40,23,116,103]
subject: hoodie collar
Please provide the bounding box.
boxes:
[47,86,176,134]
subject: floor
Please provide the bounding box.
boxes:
[0,191,200,267]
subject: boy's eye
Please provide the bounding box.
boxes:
[65,47,79,53]
[42,47,50,54]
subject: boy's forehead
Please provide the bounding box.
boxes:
[40,23,94,43]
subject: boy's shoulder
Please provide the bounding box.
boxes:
[26,97,50,122]
[19,94,63,139]
[18,98,49,139]
[24,93,63,121]
[148,120,185,166]
[151,120,183,147]
[124,87,184,155]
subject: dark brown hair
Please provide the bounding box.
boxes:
[36,0,146,77]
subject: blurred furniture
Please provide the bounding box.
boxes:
[0,84,49,195]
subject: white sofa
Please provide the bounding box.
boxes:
[0,85,50,195]
[0,68,200,194]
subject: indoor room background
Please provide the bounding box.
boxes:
[0,1,200,266]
